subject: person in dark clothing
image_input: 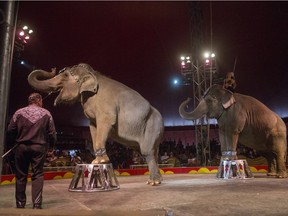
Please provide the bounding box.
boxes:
[223,72,237,92]
[7,93,56,209]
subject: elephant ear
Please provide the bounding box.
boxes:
[222,89,236,109]
[79,72,99,94]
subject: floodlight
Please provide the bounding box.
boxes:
[204,52,210,58]
[17,25,33,45]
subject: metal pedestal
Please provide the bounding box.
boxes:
[216,159,254,179]
[68,163,120,192]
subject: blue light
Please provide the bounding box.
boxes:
[173,79,179,85]
[20,61,25,65]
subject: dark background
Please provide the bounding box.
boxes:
[9,1,288,127]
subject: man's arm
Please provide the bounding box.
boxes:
[6,114,18,149]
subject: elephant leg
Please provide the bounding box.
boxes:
[89,123,97,152]
[264,150,287,178]
[90,123,110,164]
[276,152,287,178]
[267,158,277,177]
[140,120,162,185]
[144,151,162,186]
[219,129,239,160]
[263,152,277,176]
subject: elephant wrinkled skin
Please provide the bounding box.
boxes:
[179,84,287,178]
[28,63,164,185]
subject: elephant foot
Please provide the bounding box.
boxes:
[92,155,110,164]
[276,172,288,178]
[146,179,162,186]
[267,172,287,178]
[267,172,277,177]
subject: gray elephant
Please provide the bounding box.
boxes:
[28,63,164,185]
[179,84,287,178]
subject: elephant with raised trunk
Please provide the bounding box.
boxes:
[28,63,164,185]
[179,84,287,178]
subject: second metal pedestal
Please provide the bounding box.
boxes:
[217,159,254,179]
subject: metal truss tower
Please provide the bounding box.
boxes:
[181,54,216,166]
[180,2,217,165]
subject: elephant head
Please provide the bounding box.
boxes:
[28,63,98,106]
[179,84,236,120]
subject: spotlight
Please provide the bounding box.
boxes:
[17,25,33,44]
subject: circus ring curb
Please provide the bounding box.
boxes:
[0,165,269,185]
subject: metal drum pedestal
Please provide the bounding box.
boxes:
[216,159,254,179]
[68,163,120,192]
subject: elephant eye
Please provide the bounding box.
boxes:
[63,72,69,77]
[206,98,212,104]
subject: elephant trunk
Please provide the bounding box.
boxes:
[28,68,59,93]
[179,98,207,120]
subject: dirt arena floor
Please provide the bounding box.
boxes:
[0,173,288,216]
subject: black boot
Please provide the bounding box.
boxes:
[33,204,42,209]
[16,201,25,208]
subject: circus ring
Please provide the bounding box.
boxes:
[0,165,269,186]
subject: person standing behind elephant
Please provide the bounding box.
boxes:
[6,93,57,209]
[223,72,237,92]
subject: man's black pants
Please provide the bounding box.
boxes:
[15,144,47,208]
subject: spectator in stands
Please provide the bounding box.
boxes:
[160,152,169,163]
[71,151,82,165]
[132,151,142,164]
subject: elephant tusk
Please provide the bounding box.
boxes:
[42,92,54,101]
[42,89,61,101]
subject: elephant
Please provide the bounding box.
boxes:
[28,63,164,185]
[179,84,287,178]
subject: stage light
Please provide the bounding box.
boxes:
[204,52,210,58]
[204,52,216,58]
[17,24,33,44]
[180,55,192,70]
